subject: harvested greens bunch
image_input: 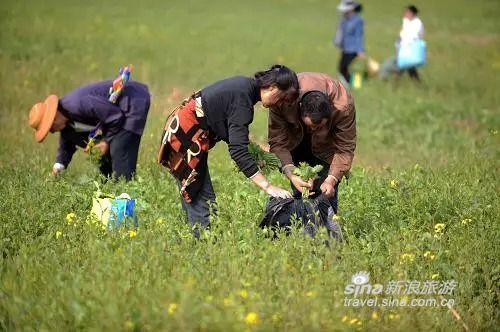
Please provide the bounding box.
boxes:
[248,141,281,174]
[293,162,323,199]
[85,137,103,166]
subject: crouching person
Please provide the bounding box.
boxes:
[28,79,150,180]
[158,65,299,237]
[268,72,356,213]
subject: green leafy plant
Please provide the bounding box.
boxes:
[293,162,323,199]
[248,141,281,174]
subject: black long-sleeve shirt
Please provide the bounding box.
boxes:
[200,76,260,178]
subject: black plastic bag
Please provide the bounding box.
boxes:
[260,195,343,241]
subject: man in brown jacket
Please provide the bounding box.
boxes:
[268,72,356,212]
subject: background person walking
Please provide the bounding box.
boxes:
[334,1,365,85]
[380,5,425,81]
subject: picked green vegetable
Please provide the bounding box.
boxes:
[293,162,323,199]
[248,141,281,174]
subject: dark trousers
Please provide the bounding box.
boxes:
[177,163,217,238]
[99,129,141,181]
[338,52,358,83]
[380,57,421,82]
[401,67,421,81]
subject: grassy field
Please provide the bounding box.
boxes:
[0,0,499,330]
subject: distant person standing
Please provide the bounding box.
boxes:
[380,5,425,81]
[334,1,365,85]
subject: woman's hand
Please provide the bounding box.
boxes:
[250,171,293,199]
[265,184,293,199]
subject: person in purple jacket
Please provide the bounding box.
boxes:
[28,80,150,180]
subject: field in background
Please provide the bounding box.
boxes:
[0,0,499,330]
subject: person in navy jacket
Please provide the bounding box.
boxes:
[28,80,150,180]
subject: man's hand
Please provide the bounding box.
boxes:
[93,141,110,156]
[290,175,314,196]
[357,52,367,59]
[51,163,65,176]
[320,176,337,198]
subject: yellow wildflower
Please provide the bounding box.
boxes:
[461,218,472,225]
[349,318,359,325]
[167,303,177,315]
[223,297,232,307]
[431,273,440,280]
[371,311,380,320]
[434,223,445,233]
[238,289,249,299]
[423,251,436,260]
[389,179,399,189]
[55,231,63,239]
[128,230,137,238]
[388,313,400,320]
[66,212,76,224]
[400,253,415,264]
[124,320,134,330]
[341,315,349,323]
[305,291,315,297]
[156,218,166,226]
[245,312,259,326]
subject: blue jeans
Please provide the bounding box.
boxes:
[178,167,217,238]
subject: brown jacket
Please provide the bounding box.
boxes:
[268,72,356,180]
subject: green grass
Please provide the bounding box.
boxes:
[0,0,499,330]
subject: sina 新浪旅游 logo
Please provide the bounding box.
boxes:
[344,271,384,297]
[351,271,370,285]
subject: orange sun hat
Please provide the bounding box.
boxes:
[28,95,59,142]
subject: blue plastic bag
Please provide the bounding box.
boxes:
[108,194,137,229]
[397,40,427,69]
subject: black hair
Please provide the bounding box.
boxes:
[354,4,363,13]
[300,91,332,124]
[407,5,419,15]
[254,64,299,94]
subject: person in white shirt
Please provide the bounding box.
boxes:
[398,5,424,80]
[380,5,424,81]
[399,8,424,44]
